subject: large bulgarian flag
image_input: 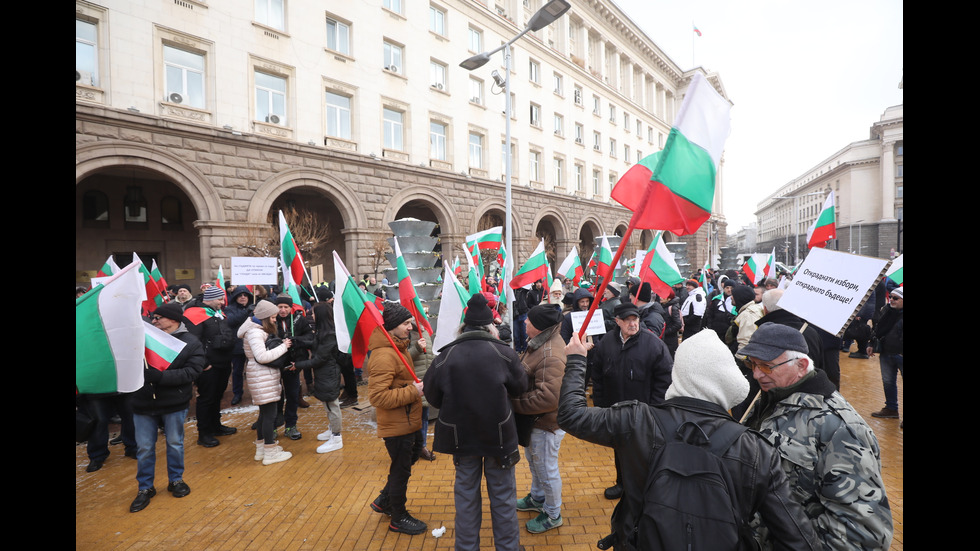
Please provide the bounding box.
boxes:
[134,253,165,315]
[433,264,470,353]
[886,254,903,285]
[150,260,169,302]
[332,251,385,369]
[558,246,584,286]
[393,237,433,337]
[143,321,186,371]
[279,210,307,288]
[637,231,685,299]
[97,255,120,277]
[510,240,549,289]
[76,261,147,394]
[762,247,776,280]
[466,226,503,252]
[610,73,731,236]
[806,191,837,249]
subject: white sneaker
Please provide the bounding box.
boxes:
[254,441,264,461]
[317,434,343,454]
[262,444,292,465]
[317,430,333,441]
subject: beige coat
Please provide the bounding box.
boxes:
[237,318,289,406]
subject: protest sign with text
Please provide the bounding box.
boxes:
[231,257,278,286]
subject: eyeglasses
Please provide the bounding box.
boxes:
[151,315,163,321]
[745,357,796,375]
[889,295,902,301]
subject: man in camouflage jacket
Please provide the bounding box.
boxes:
[741,323,893,551]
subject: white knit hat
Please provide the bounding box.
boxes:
[665,330,749,411]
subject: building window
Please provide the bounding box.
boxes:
[161,197,183,229]
[164,45,205,108]
[593,131,601,151]
[468,27,483,53]
[430,5,446,36]
[609,104,616,123]
[76,19,99,86]
[647,126,654,144]
[624,112,630,130]
[123,186,148,225]
[896,164,903,178]
[608,172,617,192]
[573,84,583,106]
[624,144,630,161]
[325,91,351,139]
[255,70,287,124]
[592,94,600,115]
[553,72,563,95]
[469,77,484,104]
[553,157,564,187]
[383,108,404,150]
[896,185,903,198]
[636,119,643,135]
[430,60,447,90]
[609,138,617,157]
[326,17,350,55]
[469,132,484,168]
[636,149,643,163]
[529,150,541,182]
[501,141,517,178]
[383,0,403,15]
[529,59,540,84]
[553,113,564,136]
[574,123,584,144]
[575,164,583,191]
[255,0,285,30]
[384,41,403,73]
[592,169,601,195]
[82,190,109,228]
[530,103,541,127]
[430,121,447,161]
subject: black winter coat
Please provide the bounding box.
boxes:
[591,327,672,408]
[557,355,820,551]
[295,323,342,403]
[131,327,206,415]
[185,298,235,365]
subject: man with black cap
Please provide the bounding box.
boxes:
[130,302,206,513]
[513,304,567,534]
[273,296,314,440]
[184,285,237,447]
[867,286,903,421]
[740,323,893,550]
[367,303,427,536]
[424,293,527,550]
[559,330,820,551]
[630,282,666,338]
[590,301,673,500]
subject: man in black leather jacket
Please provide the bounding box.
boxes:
[557,330,819,551]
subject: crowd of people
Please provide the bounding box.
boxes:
[77,261,901,550]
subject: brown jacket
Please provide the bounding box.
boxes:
[513,324,566,431]
[366,327,422,438]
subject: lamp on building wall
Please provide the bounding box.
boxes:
[460,0,570,347]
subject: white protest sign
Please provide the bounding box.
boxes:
[778,248,888,336]
[231,257,279,285]
[571,309,607,336]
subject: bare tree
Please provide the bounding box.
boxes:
[368,231,391,279]
[230,206,335,265]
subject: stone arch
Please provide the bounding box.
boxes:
[531,206,570,245]
[249,168,367,228]
[382,186,457,238]
[472,197,524,242]
[75,141,222,222]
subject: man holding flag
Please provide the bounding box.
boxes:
[184,285,237,448]
[129,302,205,513]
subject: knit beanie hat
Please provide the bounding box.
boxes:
[527,304,563,330]
[253,299,278,320]
[203,286,224,301]
[631,282,653,303]
[731,285,755,309]
[383,303,413,331]
[153,302,185,323]
[274,296,293,307]
[666,330,749,411]
[607,282,622,297]
[463,293,494,326]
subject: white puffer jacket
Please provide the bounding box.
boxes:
[237,318,289,405]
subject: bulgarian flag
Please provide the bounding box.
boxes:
[693,23,702,36]
[143,321,186,371]
[97,255,120,277]
[699,261,710,290]
[452,256,462,277]
[510,240,549,289]
[463,241,484,280]
[466,226,503,252]
[558,246,584,286]
[762,248,776,280]
[332,251,386,370]
[182,305,214,326]
[742,254,768,285]
[393,237,433,337]
[433,264,471,353]
[279,210,307,288]
[586,249,597,277]
[886,254,904,285]
[215,264,228,304]
[637,231,685,299]
[284,281,305,315]
[610,73,730,236]
[596,236,614,282]
[134,254,164,315]
[806,191,837,249]
[76,261,146,394]
[150,260,170,303]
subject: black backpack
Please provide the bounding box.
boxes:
[629,409,752,550]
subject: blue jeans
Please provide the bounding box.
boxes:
[524,428,565,518]
[419,406,429,448]
[879,354,904,411]
[134,409,188,491]
[513,313,529,353]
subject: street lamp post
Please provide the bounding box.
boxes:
[460,0,570,347]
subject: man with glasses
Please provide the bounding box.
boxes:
[740,323,893,550]
[867,287,904,422]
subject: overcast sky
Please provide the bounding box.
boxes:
[608,0,904,231]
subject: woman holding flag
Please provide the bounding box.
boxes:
[237,300,294,465]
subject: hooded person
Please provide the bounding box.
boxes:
[559,287,594,344]
[558,330,820,551]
